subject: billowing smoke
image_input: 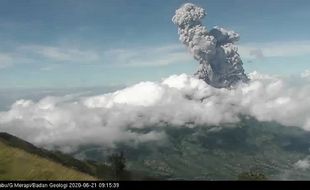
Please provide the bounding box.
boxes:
[1,72,310,151]
[172,3,248,88]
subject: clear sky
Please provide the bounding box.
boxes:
[0,0,309,89]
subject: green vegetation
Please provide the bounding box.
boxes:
[4,115,310,180]
[0,132,154,180]
[238,170,268,180]
[108,151,126,180]
[0,141,96,180]
[75,116,310,180]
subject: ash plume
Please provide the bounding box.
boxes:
[172,3,248,88]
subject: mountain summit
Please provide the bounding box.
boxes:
[172,3,248,88]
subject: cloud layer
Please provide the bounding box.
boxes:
[0,53,13,69]
[103,45,192,67]
[294,158,310,171]
[239,41,310,60]
[1,71,310,151]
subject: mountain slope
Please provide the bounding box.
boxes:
[0,132,98,178]
[0,140,96,180]
[73,117,310,180]
[0,132,155,180]
[0,132,104,180]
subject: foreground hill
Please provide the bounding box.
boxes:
[0,132,98,180]
[0,132,155,180]
[0,141,96,180]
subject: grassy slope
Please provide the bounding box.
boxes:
[0,132,155,180]
[0,141,97,180]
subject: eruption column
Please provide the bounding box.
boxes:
[172,3,248,88]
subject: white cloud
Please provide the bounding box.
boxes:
[19,45,100,63]
[103,45,193,67]
[249,49,264,59]
[0,45,101,68]
[239,41,310,59]
[4,40,310,68]
[294,158,310,170]
[0,53,13,69]
[0,43,193,68]
[301,70,310,78]
[1,71,310,151]
[40,66,54,71]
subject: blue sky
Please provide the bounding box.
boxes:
[0,0,310,89]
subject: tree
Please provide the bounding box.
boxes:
[108,151,126,180]
[238,170,267,180]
